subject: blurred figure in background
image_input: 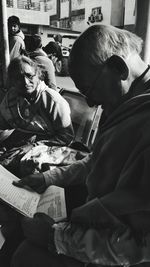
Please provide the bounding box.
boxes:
[27,34,57,91]
[43,34,62,62]
[8,16,25,61]
[53,34,63,60]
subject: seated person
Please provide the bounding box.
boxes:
[27,34,57,91]
[10,24,150,267]
[0,55,74,148]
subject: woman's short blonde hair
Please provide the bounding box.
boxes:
[7,55,42,87]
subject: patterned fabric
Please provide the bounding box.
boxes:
[0,143,88,178]
[19,144,88,177]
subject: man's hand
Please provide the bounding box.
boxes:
[21,213,56,250]
[12,173,47,193]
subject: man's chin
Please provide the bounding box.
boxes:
[86,98,99,107]
[25,87,34,94]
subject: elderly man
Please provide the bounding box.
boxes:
[11,24,150,267]
[0,55,74,147]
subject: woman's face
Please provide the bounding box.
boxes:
[12,63,40,97]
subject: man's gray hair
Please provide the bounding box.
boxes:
[69,24,143,78]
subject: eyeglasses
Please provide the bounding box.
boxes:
[23,73,36,81]
[80,65,104,99]
[15,72,36,82]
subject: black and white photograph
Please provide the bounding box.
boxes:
[0,1,150,267]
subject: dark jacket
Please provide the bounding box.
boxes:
[44,86,150,266]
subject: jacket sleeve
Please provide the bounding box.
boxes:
[52,199,148,266]
[45,59,57,90]
[43,153,92,187]
[41,89,74,145]
[52,146,150,266]
[10,37,25,60]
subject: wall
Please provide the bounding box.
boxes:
[7,8,49,25]
[46,0,57,16]
[7,0,50,25]
[39,26,51,46]
[111,0,124,27]
[71,0,135,32]
[71,18,85,32]
[85,0,111,28]
[71,0,112,32]
[72,0,85,11]
[124,0,136,25]
[60,0,70,18]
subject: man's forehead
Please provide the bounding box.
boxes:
[20,63,35,74]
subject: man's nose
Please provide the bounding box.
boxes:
[86,97,96,107]
[24,76,32,85]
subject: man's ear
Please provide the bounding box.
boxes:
[106,55,129,80]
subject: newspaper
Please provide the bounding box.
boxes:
[0,165,66,222]
[37,185,67,222]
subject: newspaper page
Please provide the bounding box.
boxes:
[0,165,40,217]
[37,185,67,222]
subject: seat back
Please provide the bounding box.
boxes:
[61,89,102,149]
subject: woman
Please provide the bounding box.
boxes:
[0,56,74,147]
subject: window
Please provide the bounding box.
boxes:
[59,18,71,29]
[17,0,42,11]
[72,14,85,21]
[7,0,13,7]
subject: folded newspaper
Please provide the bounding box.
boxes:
[0,165,67,222]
